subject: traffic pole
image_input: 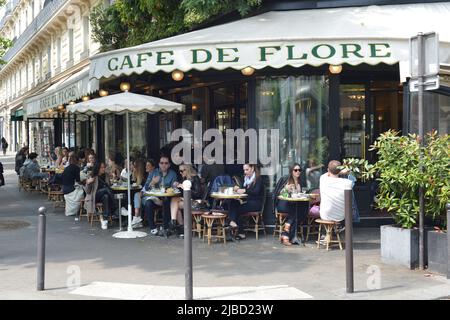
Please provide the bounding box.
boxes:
[37,206,47,291]
[345,189,354,293]
[183,180,193,300]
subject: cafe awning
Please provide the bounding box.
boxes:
[24,66,99,118]
[89,2,450,82]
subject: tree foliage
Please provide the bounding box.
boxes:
[90,0,262,51]
[0,0,13,64]
[344,130,450,229]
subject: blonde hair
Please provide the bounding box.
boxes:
[133,159,145,186]
[180,164,196,180]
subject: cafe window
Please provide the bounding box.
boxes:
[256,75,329,190]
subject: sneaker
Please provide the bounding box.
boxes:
[131,216,143,225]
[133,223,143,229]
[121,207,129,216]
[150,228,158,235]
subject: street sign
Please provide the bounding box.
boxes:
[409,76,439,92]
[410,32,439,78]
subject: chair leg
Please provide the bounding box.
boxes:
[335,225,343,250]
[325,225,333,251]
[254,216,259,240]
[317,224,322,249]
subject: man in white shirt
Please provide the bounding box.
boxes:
[319,160,353,222]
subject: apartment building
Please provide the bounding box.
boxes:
[0,0,102,154]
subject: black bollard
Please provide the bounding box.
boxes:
[37,206,47,291]
[344,189,354,293]
[447,203,450,279]
[183,180,193,300]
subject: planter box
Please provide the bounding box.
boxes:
[381,225,427,269]
[427,231,448,275]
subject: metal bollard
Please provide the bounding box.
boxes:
[37,206,47,291]
[183,180,193,300]
[344,189,354,293]
[447,203,450,279]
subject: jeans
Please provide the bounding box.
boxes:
[228,200,262,233]
[144,197,171,230]
[134,192,141,208]
[277,200,308,240]
[95,188,117,218]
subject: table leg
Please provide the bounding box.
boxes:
[118,198,122,231]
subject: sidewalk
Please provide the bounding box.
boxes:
[0,166,449,300]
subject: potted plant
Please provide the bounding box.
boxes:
[369,130,449,270]
[342,130,449,270]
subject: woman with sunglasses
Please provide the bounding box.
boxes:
[228,163,264,240]
[170,164,202,236]
[273,163,306,246]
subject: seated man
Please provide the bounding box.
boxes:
[142,155,177,237]
[23,152,48,181]
[319,160,353,222]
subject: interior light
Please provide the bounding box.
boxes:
[171,70,184,81]
[241,67,255,76]
[99,89,109,97]
[328,64,343,74]
[119,82,131,92]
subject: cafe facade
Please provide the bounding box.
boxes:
[82,2,450,219]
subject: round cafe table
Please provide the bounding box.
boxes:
[278,194,317,245]
[111,185,142,231]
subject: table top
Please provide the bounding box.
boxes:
[111,185,141,191]
[278,194,318,202]
[41,167,64,173]
[210,192,248,199]
[143,190,181,197]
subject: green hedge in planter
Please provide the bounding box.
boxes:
[370,130,449,229]
[341,130,449,229]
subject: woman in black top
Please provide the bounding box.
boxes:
[228,164,264,240]
[85,162,117,224]
[273,163,307,246]
[62,153,81,195]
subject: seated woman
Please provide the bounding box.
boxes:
[273,163,307,246]
[228,163,264,240]
[62,153,83,216]
[84,161,117,229]
[106,152,123,183]
[170,164,203,236]
[131,158,152,227]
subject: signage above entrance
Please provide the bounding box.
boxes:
[92,40,401,80]
[89,5,450,82]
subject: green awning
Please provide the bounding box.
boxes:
[11,109,23,121]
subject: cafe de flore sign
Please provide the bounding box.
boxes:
[90,40,403,80]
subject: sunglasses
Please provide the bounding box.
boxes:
[293,169,302,172]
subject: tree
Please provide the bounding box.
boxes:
[90,0,262,51]
[0,0,13,64]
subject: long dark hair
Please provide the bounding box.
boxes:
[288,163,302,186]
[92,161,105,177]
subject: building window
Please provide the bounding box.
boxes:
[56,37,61,69]
[68,29,74,62]
[255,75,329,190]
[83,16,89,53]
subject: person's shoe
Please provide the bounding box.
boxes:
[121,207,129,216]
[150,228,159,235]
[133,223,143,229]
[235,233,246,240]
[169,219,177,232]
[101,220,108,230]
[158,228,170,238]
[337,226,345,233]
[177,233,184,239]
[131,216,143,226]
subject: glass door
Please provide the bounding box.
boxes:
[340,84,368,160]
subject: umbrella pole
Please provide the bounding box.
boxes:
[126,111,133,232]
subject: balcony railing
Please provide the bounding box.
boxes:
[1,0,69,64]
